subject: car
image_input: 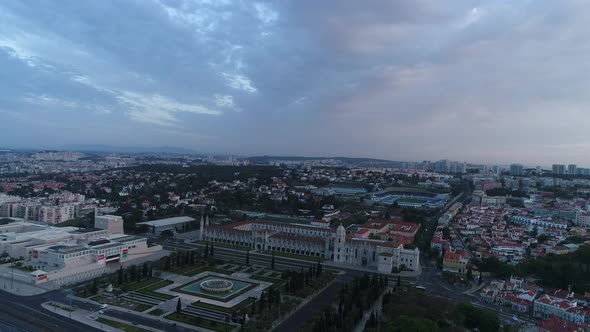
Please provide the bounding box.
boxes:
[98,310,104,314]
[512,316,519,321]
[100,304,108,309]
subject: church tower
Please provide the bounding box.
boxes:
[334,224,346,263]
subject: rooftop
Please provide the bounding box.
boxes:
[137,216,195,227]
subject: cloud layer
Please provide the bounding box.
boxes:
[1,0,590,165]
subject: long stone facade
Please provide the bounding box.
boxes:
[202,220,420,273]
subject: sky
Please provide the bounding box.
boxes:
[1,1,590,166]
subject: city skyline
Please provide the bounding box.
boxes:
[2,1,590,164]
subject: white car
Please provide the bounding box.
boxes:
[100,304,108,309]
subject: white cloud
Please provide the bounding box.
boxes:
[223,73,257,93]
[22,94,79,108]
[94,108,112,115]
[457,7,483,29]
[117,91,221,125]
[214,94,236,109]
[254,3,278,25]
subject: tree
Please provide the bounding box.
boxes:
[163,256,171,271]
[538,234,549,243]
[117,266,123,285]
[176,298,182,314]
[204,242,209,259]
[466,267,473,281]
[210,244,215,257]
[259,291,265,314]
[442,226,451,240]
[161,230,174,238]
[271,250,275,269]
[397,275,401,287]
[91,280,98,294]
[316,259,322,277]
[531,225,538,237]
[142,262,149,277]
[246,250,250,266]
[368,311,376,328]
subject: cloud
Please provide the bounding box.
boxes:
[1,1,590,164]
[22,94,79,108]
[223,73,257,93]
[117,92,221,126]
[254,3,279,26]
[214,94,237,110]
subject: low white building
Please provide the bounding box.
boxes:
[0,216,161,285]
[574,211,590,227]
[137,216,194,235]
[534,292,589,325]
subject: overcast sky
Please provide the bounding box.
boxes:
[1,1,589,166]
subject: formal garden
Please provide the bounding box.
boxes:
[70,246,337,332]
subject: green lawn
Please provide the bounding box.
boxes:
[125,278,164,291]
[93,295,152,312]
[250,275,286,286]
[134,279,176,300]
[191,297,255,314]
[147,308,167,316]
[95,317,151,332]
[47,302,74,312]
[166,313,233,332]
[260,250,324,262]
[181,266,233,277]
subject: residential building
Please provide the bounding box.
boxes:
[511,164,524,176]
[443,251,468,274]
[568,164,578,175]
[553,164,566,175]
[534,291,589,325]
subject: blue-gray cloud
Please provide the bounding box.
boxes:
[1,0,590,165]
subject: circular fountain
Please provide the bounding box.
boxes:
[200,279,234,293]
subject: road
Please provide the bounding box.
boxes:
[0,289,103,332]
[274,273,354,332]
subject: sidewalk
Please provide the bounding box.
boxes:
[462,281,485,295]
[41,302,122,332]
[0,276,55,296]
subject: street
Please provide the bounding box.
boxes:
[0,289,103,332]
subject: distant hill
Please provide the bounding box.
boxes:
[247,155,401,166]
[60,145,204,155]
